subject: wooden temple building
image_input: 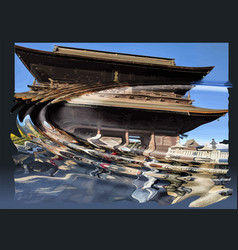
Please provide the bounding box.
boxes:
[14,45,228,160]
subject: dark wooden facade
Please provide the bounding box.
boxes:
[15,45,214,87]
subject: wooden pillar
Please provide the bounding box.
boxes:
[143,131,155,156]
[118,129,129,151]
[97,122,101,135]
[97,111,101,135]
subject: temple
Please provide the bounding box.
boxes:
[14,45,228,161]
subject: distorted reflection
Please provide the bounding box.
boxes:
[12,86,231,207]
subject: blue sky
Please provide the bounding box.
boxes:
[15,43,230,148]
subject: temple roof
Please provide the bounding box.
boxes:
[184,139,200,147]
[15,45,214,85]
[53,45,177,66]
[67,94,228,115]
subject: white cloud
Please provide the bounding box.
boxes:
[216,144,229,150]
[193,85,228,93]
